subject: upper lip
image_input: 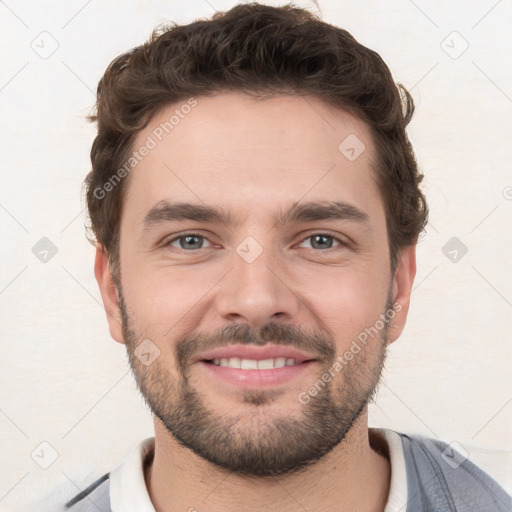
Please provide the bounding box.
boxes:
[196,344,317,364]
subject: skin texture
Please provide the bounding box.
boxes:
[95,93,416,512]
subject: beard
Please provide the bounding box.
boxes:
[118,286,391,478]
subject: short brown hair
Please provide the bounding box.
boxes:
[85,2,428,277]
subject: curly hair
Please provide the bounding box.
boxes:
[84,2,428,277]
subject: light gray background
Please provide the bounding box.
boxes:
[0,0,511,509]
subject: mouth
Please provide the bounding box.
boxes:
[196,344,318,388]
[203,356,313,369]
[196,343,317,365]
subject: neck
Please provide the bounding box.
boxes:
[144,412,391,512]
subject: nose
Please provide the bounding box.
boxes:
[215,240,302,329]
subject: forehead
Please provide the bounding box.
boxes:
[123,93,383,226]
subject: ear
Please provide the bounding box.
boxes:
[387,244,417,344]
[94,245,125,344]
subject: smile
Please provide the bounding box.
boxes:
[208,357,302,369]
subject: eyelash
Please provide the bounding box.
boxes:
[163,231,348,253]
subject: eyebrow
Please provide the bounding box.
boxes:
[142,200,370,230]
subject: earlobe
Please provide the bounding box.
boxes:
[387,245,417,344]
[94,245,125,344]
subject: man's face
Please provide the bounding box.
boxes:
[97,93,414,477]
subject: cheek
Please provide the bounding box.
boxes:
[121,257,220,332]
[293,262,390,340]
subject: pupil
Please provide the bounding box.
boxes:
[183,235,201,249]
[313,235,332,249]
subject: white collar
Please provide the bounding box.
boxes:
[374,428,409,512]
[110,436,156,512]
[109,428,408,511]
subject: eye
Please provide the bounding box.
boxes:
[163,232,347,253]
[298,233,345,251]
[165,233,213,251]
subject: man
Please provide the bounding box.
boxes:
[62,3,511,511]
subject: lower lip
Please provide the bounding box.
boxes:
[198,361,317,388]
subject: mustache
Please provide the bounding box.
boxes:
[175,322,336,369]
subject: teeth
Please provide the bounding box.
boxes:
[241,359,258,370]
[257,358,274,369]
[274,357,286,368]
[211,357,299,369]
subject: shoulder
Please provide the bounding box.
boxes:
[395,431,512,511]
[27,472,112,512]
[63,472,111,511]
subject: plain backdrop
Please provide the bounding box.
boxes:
[0,0,511,509]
